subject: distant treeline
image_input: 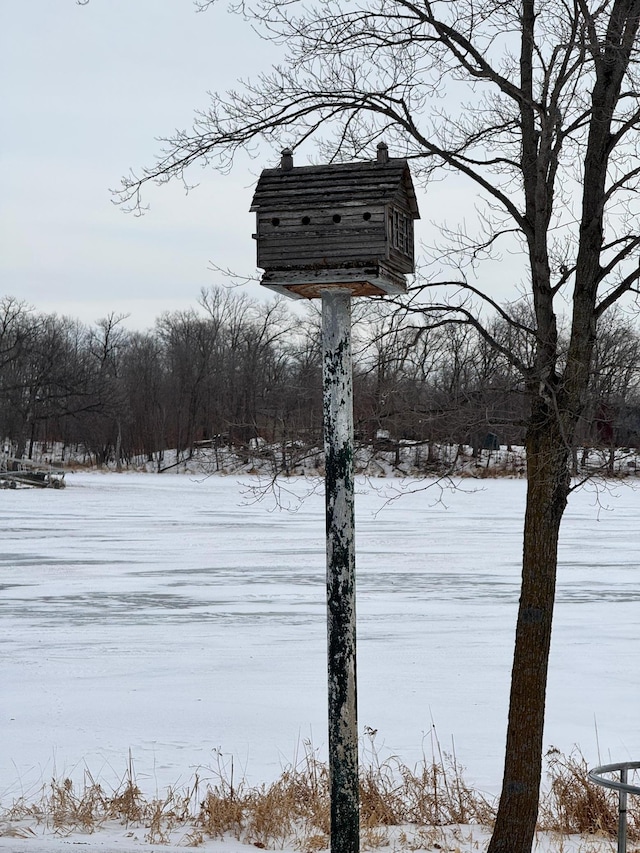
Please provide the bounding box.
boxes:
[1,289,639,469]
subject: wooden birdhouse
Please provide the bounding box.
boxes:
[250,143,420,299]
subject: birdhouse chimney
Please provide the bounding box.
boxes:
[280,148,294,170]
[376,142,389,164]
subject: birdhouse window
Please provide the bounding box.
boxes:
[333,214,342,223]
[271,217,280,226]
[302,216,311,225]
[388,208,413,255]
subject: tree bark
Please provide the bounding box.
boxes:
[488,397,571,853]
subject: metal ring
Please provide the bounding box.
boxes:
[588,762,640,796]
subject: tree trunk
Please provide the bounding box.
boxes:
[115,420,123,472]
[488,400,571,853]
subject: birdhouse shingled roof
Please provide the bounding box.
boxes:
[250,158,420,218]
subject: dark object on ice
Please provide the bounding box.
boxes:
[0,457,65,489]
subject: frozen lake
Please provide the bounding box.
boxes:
[1,472,638,803]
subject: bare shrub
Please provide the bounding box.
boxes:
[244,741,330,849]
[49,774,108,833]
[197,787,245,839]
[539,748,640,841]
[195,755,246,840]
[6,742,640,848]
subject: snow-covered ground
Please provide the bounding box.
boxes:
[1,472,639,847]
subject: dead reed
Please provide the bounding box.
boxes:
[539,747,639,840]
[1,740,638,849]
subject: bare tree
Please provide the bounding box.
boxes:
[85,313,131,469]
[120,331,168,465]
[580,305,640,468]
[0,298,41,456]
[112,2,640,845]
[0,302,100,461]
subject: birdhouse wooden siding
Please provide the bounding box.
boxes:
[250,145,420,299]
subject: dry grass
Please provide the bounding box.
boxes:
[539,747,640,840]
[357,729,494,829]
[2,740,638,849]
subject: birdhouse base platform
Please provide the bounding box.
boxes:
[259,267,408,300]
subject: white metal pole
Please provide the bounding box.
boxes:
[321,288,359,853]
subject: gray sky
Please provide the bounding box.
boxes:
[2,2,521,332]
[2,1,287,331]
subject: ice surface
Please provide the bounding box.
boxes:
[1,473,639,803]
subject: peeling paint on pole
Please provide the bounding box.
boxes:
[321,289,359,853]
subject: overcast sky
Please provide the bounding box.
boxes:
[2,2,286,330]
[2,2,522,332]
